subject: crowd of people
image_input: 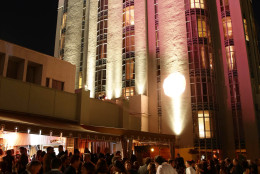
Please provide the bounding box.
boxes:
[0,145,259,174]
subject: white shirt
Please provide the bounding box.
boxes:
[186,167,196,174]
[156,162,178,174]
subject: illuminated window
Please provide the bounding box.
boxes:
[222,17,233,39]
[79,72,82,89]
[200,46,209,69]
[126,59,134,80]
[198,110,211,138]
[197,16,207,38]
[123,6,134,27]
[243,19,249,41]
[209,53,213,69]
[123,87,135,97]
[61,13,67,29]
[225,46,236,70]
[190,0,205,9]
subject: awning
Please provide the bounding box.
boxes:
[0,110,120,141]
[81,125,175,144]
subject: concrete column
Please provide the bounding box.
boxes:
[64,0,83,89]
[86,0,98,98]
[158,0,193,148]
[107,0,122,99]
[135,0,148,95]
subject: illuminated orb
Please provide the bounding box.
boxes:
[151,148,154,152]
[163,72,186,98]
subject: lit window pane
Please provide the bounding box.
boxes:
[198,17,207,38]
[225,46,236,70]
[124,6,134,27]
[222,17,233,39]
[190,0,205,9]
[198,110,211,138]
[243,19,249,41]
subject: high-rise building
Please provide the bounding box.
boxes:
[55,0,260,159]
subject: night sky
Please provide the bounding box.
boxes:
[0,0,58,56]
[0,0,259,56]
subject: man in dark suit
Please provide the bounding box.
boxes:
[45,158,62,174]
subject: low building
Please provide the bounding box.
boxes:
[0,40,75,93]
[0,40,175,160]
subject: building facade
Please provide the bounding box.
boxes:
[0,40,75,93]
[55,0,260,159]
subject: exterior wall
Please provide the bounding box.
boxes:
[158,0,193,148]
[229,0,260,158]
[135,0,148,95]
[216,0,260,158]
[0,77,138,130]
[208,0,235,158]
[129,95,148,131]
[63,0,83,89]
[86,0,98,98]
[0,40,75,93]
[106,0,123,99]
[0,77,78,121]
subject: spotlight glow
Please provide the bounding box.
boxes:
[163,72,186,98]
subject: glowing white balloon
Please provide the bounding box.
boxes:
[163,72,186,98]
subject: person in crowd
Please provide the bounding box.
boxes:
[57,145,65,159]
[214,158,220,174]
[45,158,62,174]
[83,153,95,167]
[176,154,185,168]
[186,160,196,174]
[115,151,122,160]
[125,160,137,174]
[0,149,4,168]
[96,158,109,174]
[168,159,175,169]
[43,147,55,173]
[18,147,29,174]
[147,163,156,174]
[64,155,81,174]
[225,158,233,174]
[32,150,42,161]
[74,149,80,157]
[250,159,258,174]
[138,157,151,174]
[132,161,140,173]
[241,160,250,174]
[155,156,177,174]
[113,160,126,174]
[110,156,122,174]
[219,161,227,174]
[195,163,204,174]
[175,158,185,174]
[82,161,96,174]
[230,159,243,174]
[200,160,208,174]
[2,149,15,173]
[60,155,70,173]
[22,160,41,174]
[208,160,217,174]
